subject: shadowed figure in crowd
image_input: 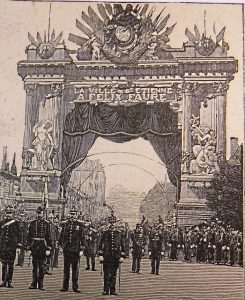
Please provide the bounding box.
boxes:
[0,205,22,288]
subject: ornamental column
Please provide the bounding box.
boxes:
[215,83,228,154]
[181,82,195,174]
[22,83,38,169]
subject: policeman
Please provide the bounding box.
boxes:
[52,216,60,268]
[148,223,164,275]
[214,227,223,265]
[124,222,130,258]
[169,226,179,261]
[0,205,22,288]
[236,231,243,267]
[58,206,85,293]
[15,213,28,267]
[98,215,125,296]
[183,227,192,263]
[45,211,59,275]
[84,218,98,271]
[131,223,146,274]
[26,206,52,290]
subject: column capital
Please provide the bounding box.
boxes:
[44,83,64,99]
[182,82,199,94]
[212,81,229,96]
[24,83,37,95]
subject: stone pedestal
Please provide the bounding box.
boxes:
[177,175,214,226]
[20,170,65,216]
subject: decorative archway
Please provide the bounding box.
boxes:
[17,3,237,225]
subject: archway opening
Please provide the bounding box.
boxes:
[66,137,178,227]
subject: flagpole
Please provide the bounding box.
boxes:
[204,10,206,37]
[43,177,49,219]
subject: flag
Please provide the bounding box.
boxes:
[216,27,226,44]
[185,28,197,43]
[213,22,216,35]
[194,25,201,40]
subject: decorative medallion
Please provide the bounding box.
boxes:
[28,30,64,59]
[69,3,176,65]
[185,12,228,57]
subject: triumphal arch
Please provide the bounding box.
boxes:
[17,4,237,225]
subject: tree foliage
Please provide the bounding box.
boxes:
[206,156,243,230]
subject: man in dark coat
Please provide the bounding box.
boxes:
[169,226,179,261]
[26,206,52,290]
[45,211,59,275]
[98,215,125,296]
[52,216,60,268]
[124,222,130,258]
[15,213,28,267]
[58,206,85,293]
[84,219,98,271]
[131,223,146,273]
[0,205,22,288]
[148,223,164,275]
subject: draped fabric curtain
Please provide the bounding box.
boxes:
[61,102,181,192]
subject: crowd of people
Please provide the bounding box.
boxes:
[0,204,243,295]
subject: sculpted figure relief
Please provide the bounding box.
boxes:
[189,115,219,175]
[29,120,56,171]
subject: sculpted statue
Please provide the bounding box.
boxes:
[29,120,56,171]
[189,116,219,175]
[91,39,102,60]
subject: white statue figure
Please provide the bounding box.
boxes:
[91,39,101,60]
[30,120,55,171]
[146,41,158,60]
[189,117,219,175]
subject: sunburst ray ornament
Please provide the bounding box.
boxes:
[185,11,227,56]
[69,3,176,65]
[28,30,63,59]
[27,4,64,59]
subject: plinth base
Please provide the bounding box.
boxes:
[177,202,214,226]
[177,174,214,226]
[20,169,64,217]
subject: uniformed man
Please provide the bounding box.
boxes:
[0,205,22,288]
[98,215,125,296]
[169,226,179,261]
[124,222,130,258]
[52,216,61,268]
[26,206,52,290]
[84,218,98,271]
[148,223,164,275]
[214,227,223,265]
[15,213,28,267]
[45,211,59,275]
[236,231,243,267]
[131,223,146,274]
[196,226,206,263]
[58,206,85,293]
[183,227,192,263]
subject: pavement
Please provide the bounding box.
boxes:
[0,256,243,300]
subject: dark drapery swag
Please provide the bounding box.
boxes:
[61,102,181,193]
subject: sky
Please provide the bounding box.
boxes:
[0,1,243,194]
